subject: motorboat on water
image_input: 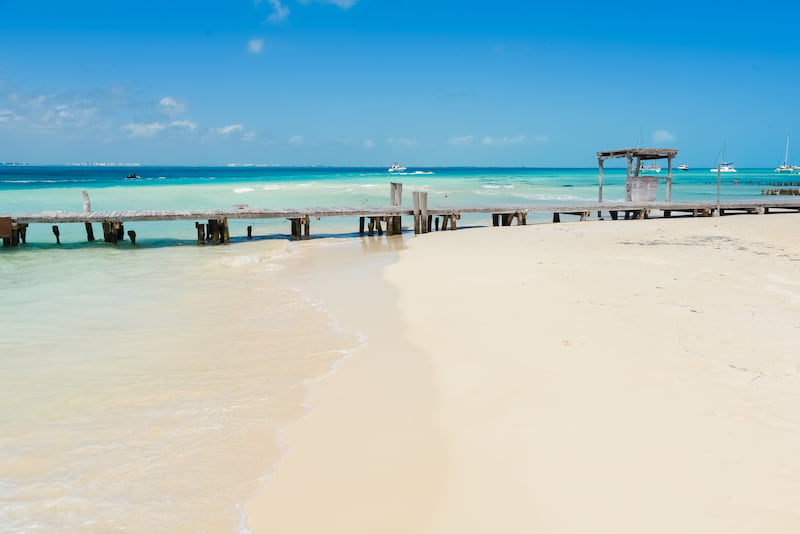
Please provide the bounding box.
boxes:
[709,162,737,173]
[388,163,407,172]
[678,163,689,171]
[126,173,141,179]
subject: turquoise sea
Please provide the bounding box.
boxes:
[0,165,785,246]
[0,165,790,532]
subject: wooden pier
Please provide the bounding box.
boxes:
[3,189,800,248]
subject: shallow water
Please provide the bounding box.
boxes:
[0,240,365,533]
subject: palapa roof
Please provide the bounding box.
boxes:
[596,148,679,161]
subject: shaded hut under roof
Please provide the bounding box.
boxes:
[597,148,679,202]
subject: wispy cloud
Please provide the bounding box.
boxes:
[158,96,185,116]
[216,124,244,135]
[248,38,264,54]
[387,137,417,149]
[300,0,360,8]
[263,0,290,23]
[482,135,527,146]
[653,129,676,145]
[122,122,167,138]
[0,110,23,124]
[169,120,198,131]
[259,0,358,23]
[448,135,474,146]
[363,139,376,149]
[288,135,304,145]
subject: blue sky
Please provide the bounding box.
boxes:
[1,0,799,167]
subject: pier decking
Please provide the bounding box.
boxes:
[2,195,800,248]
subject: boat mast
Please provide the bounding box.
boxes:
[785,135,790,166]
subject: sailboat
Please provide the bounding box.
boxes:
[709,141,737,172]
[774,135,799,173]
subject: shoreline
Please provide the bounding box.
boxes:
[245,213,800,533]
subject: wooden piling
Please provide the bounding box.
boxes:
[195,222,205,245]
[85,222,95,241]
[0,217,12,247]
[412,191,421,234]
[247,225,253,239]
[52,225,61,244]
[420,192,429,233]
[222,218,230,243]
[82,190,91,212]
[127,230,137,245]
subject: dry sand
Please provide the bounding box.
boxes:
[245,213,800,533]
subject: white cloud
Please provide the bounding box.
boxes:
[248,38,264,54]
[288,135,304,145]
[653,129,676,145]
[302,0,360,7]
[482,135,526,146]
[265,0,290,23]
[387,137,417,149]
[122,122,166,138]
[216,124,244,135]
[363,139,376,149]
[169,120,198,131]
[0,110,22,124]
[158,96,185,116]
[448,135,474,146]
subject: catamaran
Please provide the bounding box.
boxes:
[638,163,661,173]
[709,162,737,173]
[774,135,799,173]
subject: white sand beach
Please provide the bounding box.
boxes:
[245,213,800,533]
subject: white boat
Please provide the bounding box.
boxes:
[388,163,407,172]
[775,136,799,173]
[638,163,661,173]
[678,163,689,171]
[709,162,737,173]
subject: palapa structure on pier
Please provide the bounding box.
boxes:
[597,148,679,202]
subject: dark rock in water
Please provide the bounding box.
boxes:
[561,184,573,187]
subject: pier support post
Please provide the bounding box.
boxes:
[413,192,421,234]
[127,230,137,245]
[247,225,253,240]
[389,182,403,235]
[195,222,206,245]
[359,217,365,235]
[207,219,220,244]
[222,218,230,243]
[288,216,311,239]
[0,217,14,247]
[101,221,123,243]
[85,222,95,241]
[420,192,428,233]
[52,225,61,244]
